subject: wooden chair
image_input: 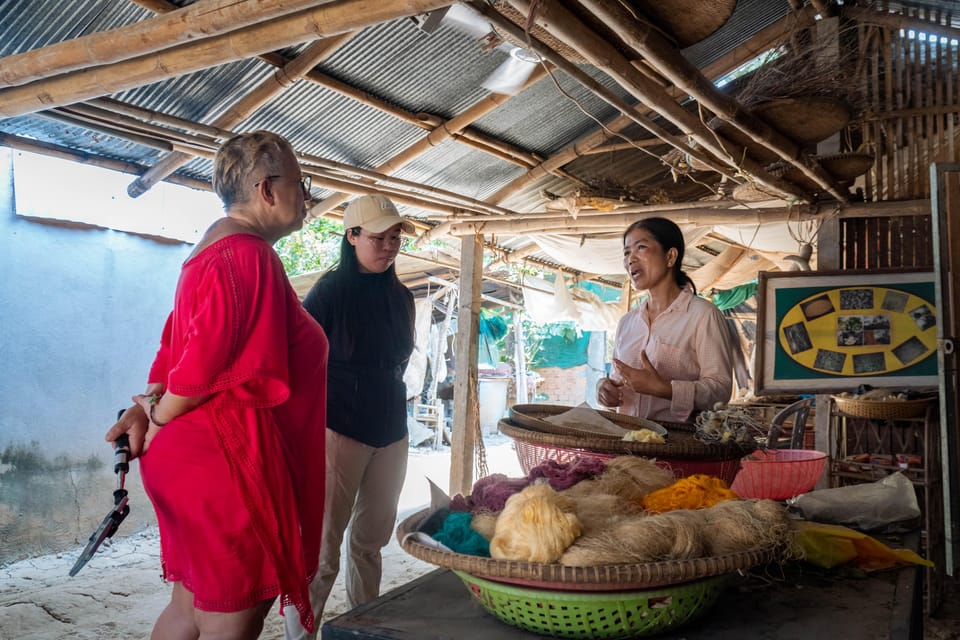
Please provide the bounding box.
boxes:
[766,397,815,449]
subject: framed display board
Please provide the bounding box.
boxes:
[755,270,937,394]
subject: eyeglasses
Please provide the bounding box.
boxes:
[254,174,312,199]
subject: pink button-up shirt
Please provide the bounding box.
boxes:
[612,288,734,423]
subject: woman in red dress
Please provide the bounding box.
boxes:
[105,130,327,639]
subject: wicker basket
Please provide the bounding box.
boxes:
[454,569,728,639]
[831,395,933,420]
[397,507,774,591]
[500,419,752,484]
[509,404,667,439]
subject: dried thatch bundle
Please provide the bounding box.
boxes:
[563,455,676,502]
[734,23,865,114]
[489,482,582,563]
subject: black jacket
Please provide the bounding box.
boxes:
[302,269,415,447]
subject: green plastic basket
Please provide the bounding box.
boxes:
[453,570,729,639]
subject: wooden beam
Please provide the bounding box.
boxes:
[441,200,929,235]
[0,0,456,118]
[0,0,338,87]
[309,64,553,218]
[843,6,960,42]
[578,0,849,203]
[0,132,211,192]
[127,34,354,197]
[449,235,483,495]
[503,0,810,202]
[483,4,819,207]
[467,1,736,185]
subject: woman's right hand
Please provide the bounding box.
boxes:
[597,376,624,408]
[104,404,150,459]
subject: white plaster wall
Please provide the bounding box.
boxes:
[0,149,191,454]
[0,149,193,562]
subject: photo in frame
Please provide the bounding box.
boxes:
[755,270,937,394]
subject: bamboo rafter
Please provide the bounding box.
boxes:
[0,0,456,119]
[483,4,820,206]
[498,0,813,203]
[575,0,849,202]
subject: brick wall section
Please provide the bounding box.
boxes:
[532,365,589,406]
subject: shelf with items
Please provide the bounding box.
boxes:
[827,397,944,614]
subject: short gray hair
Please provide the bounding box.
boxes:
[213,130,294,209]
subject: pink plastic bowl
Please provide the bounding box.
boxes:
[730,449,827,500]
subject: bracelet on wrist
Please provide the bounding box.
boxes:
[149,400,169,427]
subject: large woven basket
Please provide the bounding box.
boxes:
[499,418,753,484]
[509,403,667,439]
[455,569,728,639]
[397,507,774,591]
[831,395,933,420]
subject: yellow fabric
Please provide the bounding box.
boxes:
[794,521,934,571]
[640,474,738,513]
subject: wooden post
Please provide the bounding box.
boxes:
[450,235,483,496]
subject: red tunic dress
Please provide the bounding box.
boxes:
[140,234,327,632]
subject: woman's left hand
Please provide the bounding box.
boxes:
[131,394,165,453]
[613,352,671,399]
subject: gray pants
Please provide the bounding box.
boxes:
[284,429,408,640]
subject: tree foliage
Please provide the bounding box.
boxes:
[275,216,344,276]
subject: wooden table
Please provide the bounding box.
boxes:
[322,545,922,640]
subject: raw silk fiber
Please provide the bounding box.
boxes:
[640,474,738,513]
[489,483,581,563]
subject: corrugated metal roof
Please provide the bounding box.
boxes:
[683,0,792,69]
[1,0,950,284]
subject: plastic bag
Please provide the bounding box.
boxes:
[793,521,933,570]
[788,471,920,531]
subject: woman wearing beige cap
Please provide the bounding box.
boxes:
[285,194,416,639]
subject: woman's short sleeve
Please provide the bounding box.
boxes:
[166,237,292,408]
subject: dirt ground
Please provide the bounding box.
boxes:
[2,436,959,639]
[0,437,521,640]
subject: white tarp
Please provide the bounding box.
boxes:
[521,271,621,333]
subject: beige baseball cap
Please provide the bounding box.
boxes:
[342,195,415,234]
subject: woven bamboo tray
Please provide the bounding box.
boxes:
[831,395,934,419]
[499,419,753,461]
[508,404,667,439]
[397,507,774,591]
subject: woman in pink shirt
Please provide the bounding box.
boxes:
[597,217,733,423]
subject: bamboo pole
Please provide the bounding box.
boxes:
[0,133,211,192]
[842,6,960,42]
[500,0,810,202]
[64,94,523,219]
[483,4,819,206]
[467,2,736,182]
[308,65,553,218]
[1,0,341,87]
[577,0,848,202]
[0,0,455,118]
[441,200,928,236]
[127,35,353,197]
[258,52,542,168]
[121,0,527,172]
